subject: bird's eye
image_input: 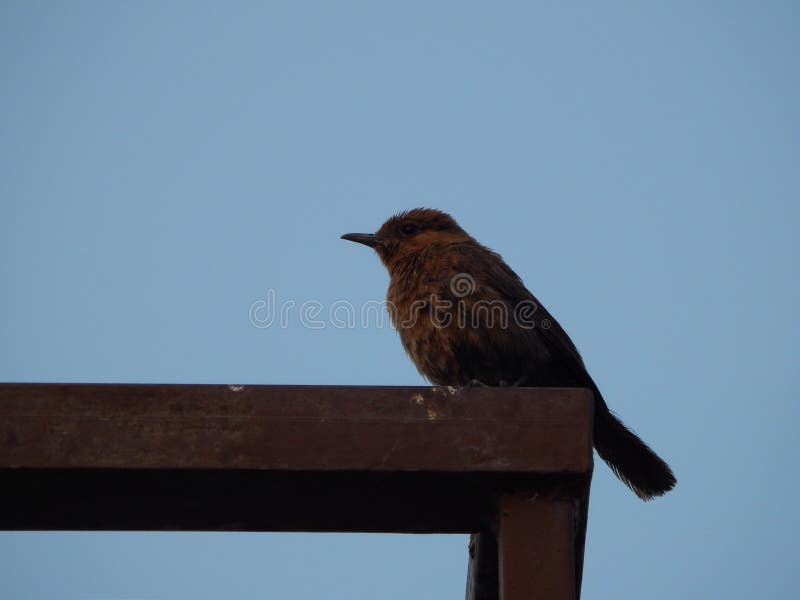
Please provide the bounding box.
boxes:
[401,223,419,235]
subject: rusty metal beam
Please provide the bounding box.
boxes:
[0,384,592,472]
[498,495,578,600]
[0,383,593,598]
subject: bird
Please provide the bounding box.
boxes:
[341,207,675,499]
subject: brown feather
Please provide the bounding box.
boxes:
[343,208,676,499]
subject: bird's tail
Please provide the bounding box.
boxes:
[592,393,676,500]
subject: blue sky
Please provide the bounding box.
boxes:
[1,1,798,598]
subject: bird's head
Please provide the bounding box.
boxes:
[341,208,472,268]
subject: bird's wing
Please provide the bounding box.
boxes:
[449,243,591,383]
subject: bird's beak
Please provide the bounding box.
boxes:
[341,233,379,248]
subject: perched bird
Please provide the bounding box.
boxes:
[342,208,675,499]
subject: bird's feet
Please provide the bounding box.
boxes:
[466,379,490,388]
[495,379,522,387]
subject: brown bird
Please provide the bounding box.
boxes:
[342,207,675,499]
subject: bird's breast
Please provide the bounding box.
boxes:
[386,279,530,386]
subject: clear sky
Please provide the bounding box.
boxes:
[1,1,798,599]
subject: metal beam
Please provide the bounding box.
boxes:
[0,383,593,598]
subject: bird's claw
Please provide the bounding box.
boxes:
[467,379,490,388]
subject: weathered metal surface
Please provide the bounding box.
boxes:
[0,384,593,472]
[466,477,590,600]
[0,383,594,598]
[499,495,578,600]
